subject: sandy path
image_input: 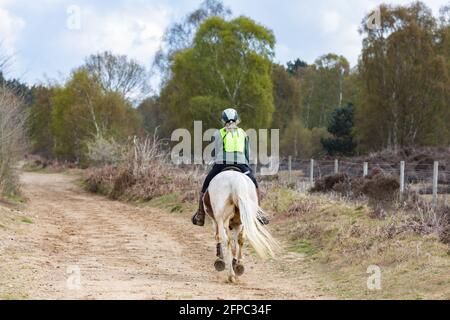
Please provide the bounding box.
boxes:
[0,172,327,300]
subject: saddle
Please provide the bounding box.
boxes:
[220,165,244,173]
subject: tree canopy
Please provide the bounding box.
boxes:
[356,1,450,151]
[321,103,356,156]
[160,15,276,132]
[6,0,450,163]
[82,51,149,101]
[51,70,141,161]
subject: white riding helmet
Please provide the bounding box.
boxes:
[221,108,239,124]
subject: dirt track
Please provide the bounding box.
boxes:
[0,172,328,299]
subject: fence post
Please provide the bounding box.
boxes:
[253,159,258,176]
[334,159,339,174]
[433,161,438,208]
[310,159,315,186]
[363,162,368,177]
[400,161,405,202]
[288,156,292,184]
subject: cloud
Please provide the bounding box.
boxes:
[59,3,170,68]
[322,11,341,34]
[3,0,450,84]
[275,43,294,65]
[0,7,25,56]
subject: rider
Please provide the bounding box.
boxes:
[191,108,269,226]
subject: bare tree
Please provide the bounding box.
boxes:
[83,51,149,101]
[439,4,450,25]
[0,85,27,195]
[0,42,13,73]
[153,0,232,84]
[0,54,11,72]
[164,0,231,52]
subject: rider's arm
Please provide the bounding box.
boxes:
[213,130,223,163]
[244,134,250,164]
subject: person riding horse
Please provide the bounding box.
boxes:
[191,108,269,227]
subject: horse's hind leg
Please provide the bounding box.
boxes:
[213,220,225,272]
[232,225,245,276]
[214,243,225,272]
[225,226,236,283]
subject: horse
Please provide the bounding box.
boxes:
[202,170,279,283]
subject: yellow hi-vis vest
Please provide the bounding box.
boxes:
[220,127,246,153]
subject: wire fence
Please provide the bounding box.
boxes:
[255,157,450,208]
[183,156,450,208]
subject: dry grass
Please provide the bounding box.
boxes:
[306,170,450,244]
[263,187,450,299]
[83,136,200,201]
[285,198,317,217]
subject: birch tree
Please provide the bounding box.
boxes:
[160,16,275,131]
[83,51,149,102]
[51,70,141,161]
[357,2,450,151]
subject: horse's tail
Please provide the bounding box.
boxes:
[235,181,279,259]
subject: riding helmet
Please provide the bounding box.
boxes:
[222,108,239,123]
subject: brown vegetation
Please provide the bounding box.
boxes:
[310,169,400,202]
[0,86,27,196]
[261,187,450,299]
[308,169,450,246]
[84,137,200,201]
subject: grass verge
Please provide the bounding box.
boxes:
[264,187,450,299]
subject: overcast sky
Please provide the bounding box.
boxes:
[0,0,448,86]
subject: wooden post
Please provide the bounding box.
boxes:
[334,159,339,175]
[400,161,405,202]
[288,156,292,184]
[363,162,368,177]
[310,159,314,186]
[253,159,258,176]
[433,161,438,208]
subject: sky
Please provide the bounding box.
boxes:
[0,0,448,87]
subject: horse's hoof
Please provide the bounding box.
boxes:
[234,263,245,276]
[214,259,225,272]
[228,275,237,283]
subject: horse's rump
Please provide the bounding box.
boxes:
[208,171,278,258]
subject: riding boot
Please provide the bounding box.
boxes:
[191,192,206,226]
[256,188,269,225]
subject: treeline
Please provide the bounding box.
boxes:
[1,0,449,168]
[0,72,27,196]
[142,0,450,157]
[17,52,147,164]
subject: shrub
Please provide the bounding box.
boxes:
[84,136,200,201]
[286,197,317,217]
[86,136,127,166]
[308,170,450,245]
[362,172,399,202]
[310,171,399,202]
[0,86,27,196]
[84,165,116,194]
[310,173,348,193]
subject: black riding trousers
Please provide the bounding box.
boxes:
[201,164,258,193]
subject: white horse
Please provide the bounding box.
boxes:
[203,170,279,283]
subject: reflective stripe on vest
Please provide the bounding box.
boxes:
[220,127,246,153]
